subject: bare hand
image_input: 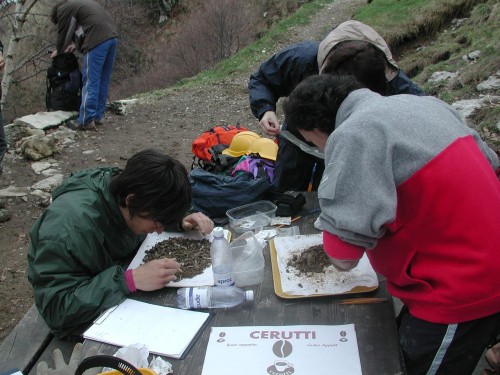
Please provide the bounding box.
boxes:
[50,50,58,58]
[181,212,214,235]
[133,258,181,291]
[259,111,281,137]
[326,254,359,271]
[64,43,76,54]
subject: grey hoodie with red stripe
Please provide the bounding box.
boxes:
[316,89,500,324]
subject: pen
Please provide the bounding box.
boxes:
[275,208,321,229]
[275,216,301,229]
[307,163,318,192]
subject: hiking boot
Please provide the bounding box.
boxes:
[66,120,97,131]
[65,120,82,130]
[84,121,97,131]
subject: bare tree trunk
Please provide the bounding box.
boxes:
[0,0,39,112]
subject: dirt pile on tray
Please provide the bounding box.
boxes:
[287,245,330,275]
[143,237,211,281]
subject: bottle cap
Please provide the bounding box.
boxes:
[213,227,224,237]
[245,290,254,302]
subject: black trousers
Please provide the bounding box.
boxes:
[397,306,500,375]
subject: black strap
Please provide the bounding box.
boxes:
[75,355,143,375]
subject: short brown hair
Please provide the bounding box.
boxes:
[321,40,389,96]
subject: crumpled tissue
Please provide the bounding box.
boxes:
[149,356,173,375]
[111,343,149,368]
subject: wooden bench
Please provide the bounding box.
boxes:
[0,304,77,375]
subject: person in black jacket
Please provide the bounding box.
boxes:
[0,39,6,177]
[248,20,425,192]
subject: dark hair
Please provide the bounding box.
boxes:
[283,74,364,134]
[321,40,389,96]
[51,1,67,25]
[110,149,192,227]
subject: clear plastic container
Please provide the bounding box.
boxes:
[230,231,265,287]
[226,200,277,233]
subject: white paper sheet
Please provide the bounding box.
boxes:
[274,234,378,295]
[83,299,210,359]
[128,230,229,287]
[201,324,362,375]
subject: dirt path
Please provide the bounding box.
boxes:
[0,0,366,341]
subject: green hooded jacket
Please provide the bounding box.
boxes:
[27,167,145,338]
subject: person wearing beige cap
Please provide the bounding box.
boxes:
[248,20,424,192]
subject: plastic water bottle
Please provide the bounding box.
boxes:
[210,227,235,286]
[177,286,254,309]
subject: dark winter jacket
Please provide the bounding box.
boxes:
[55,0,118,55]
[27,167,145,338]
[248,40,425,121]
[249,41,320,121]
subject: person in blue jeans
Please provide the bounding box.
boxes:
[51,0,118,131]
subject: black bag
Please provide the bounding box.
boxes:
[190,168,273,220]
[200,147,240,175]
[46,53,82,111]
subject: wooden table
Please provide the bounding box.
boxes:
[81,192,405,375]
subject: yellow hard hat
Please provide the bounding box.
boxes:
[247,138,278,161]
[222,131,261,157]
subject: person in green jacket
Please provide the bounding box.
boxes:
[28,149,214,338]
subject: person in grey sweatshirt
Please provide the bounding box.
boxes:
[283,74,500,375]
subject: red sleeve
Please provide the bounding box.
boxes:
[323,231,365,260]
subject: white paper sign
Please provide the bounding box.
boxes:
[201,324,362,375]
[83,299,210,359]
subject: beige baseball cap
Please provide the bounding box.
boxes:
[317,20,399,81]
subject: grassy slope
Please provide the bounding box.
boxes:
[355,0,499,150]
[175,0,328,86]
[155,0,500,150]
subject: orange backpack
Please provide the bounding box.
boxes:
[191,124,248,161]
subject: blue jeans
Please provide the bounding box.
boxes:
[79,38,117,126]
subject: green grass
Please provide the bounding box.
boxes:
[397,0,499,102]
[175,0,333,88]
[135,0,499,154]
[175,0,491,90]
[354,0,487,47]
[141,0,497,104]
